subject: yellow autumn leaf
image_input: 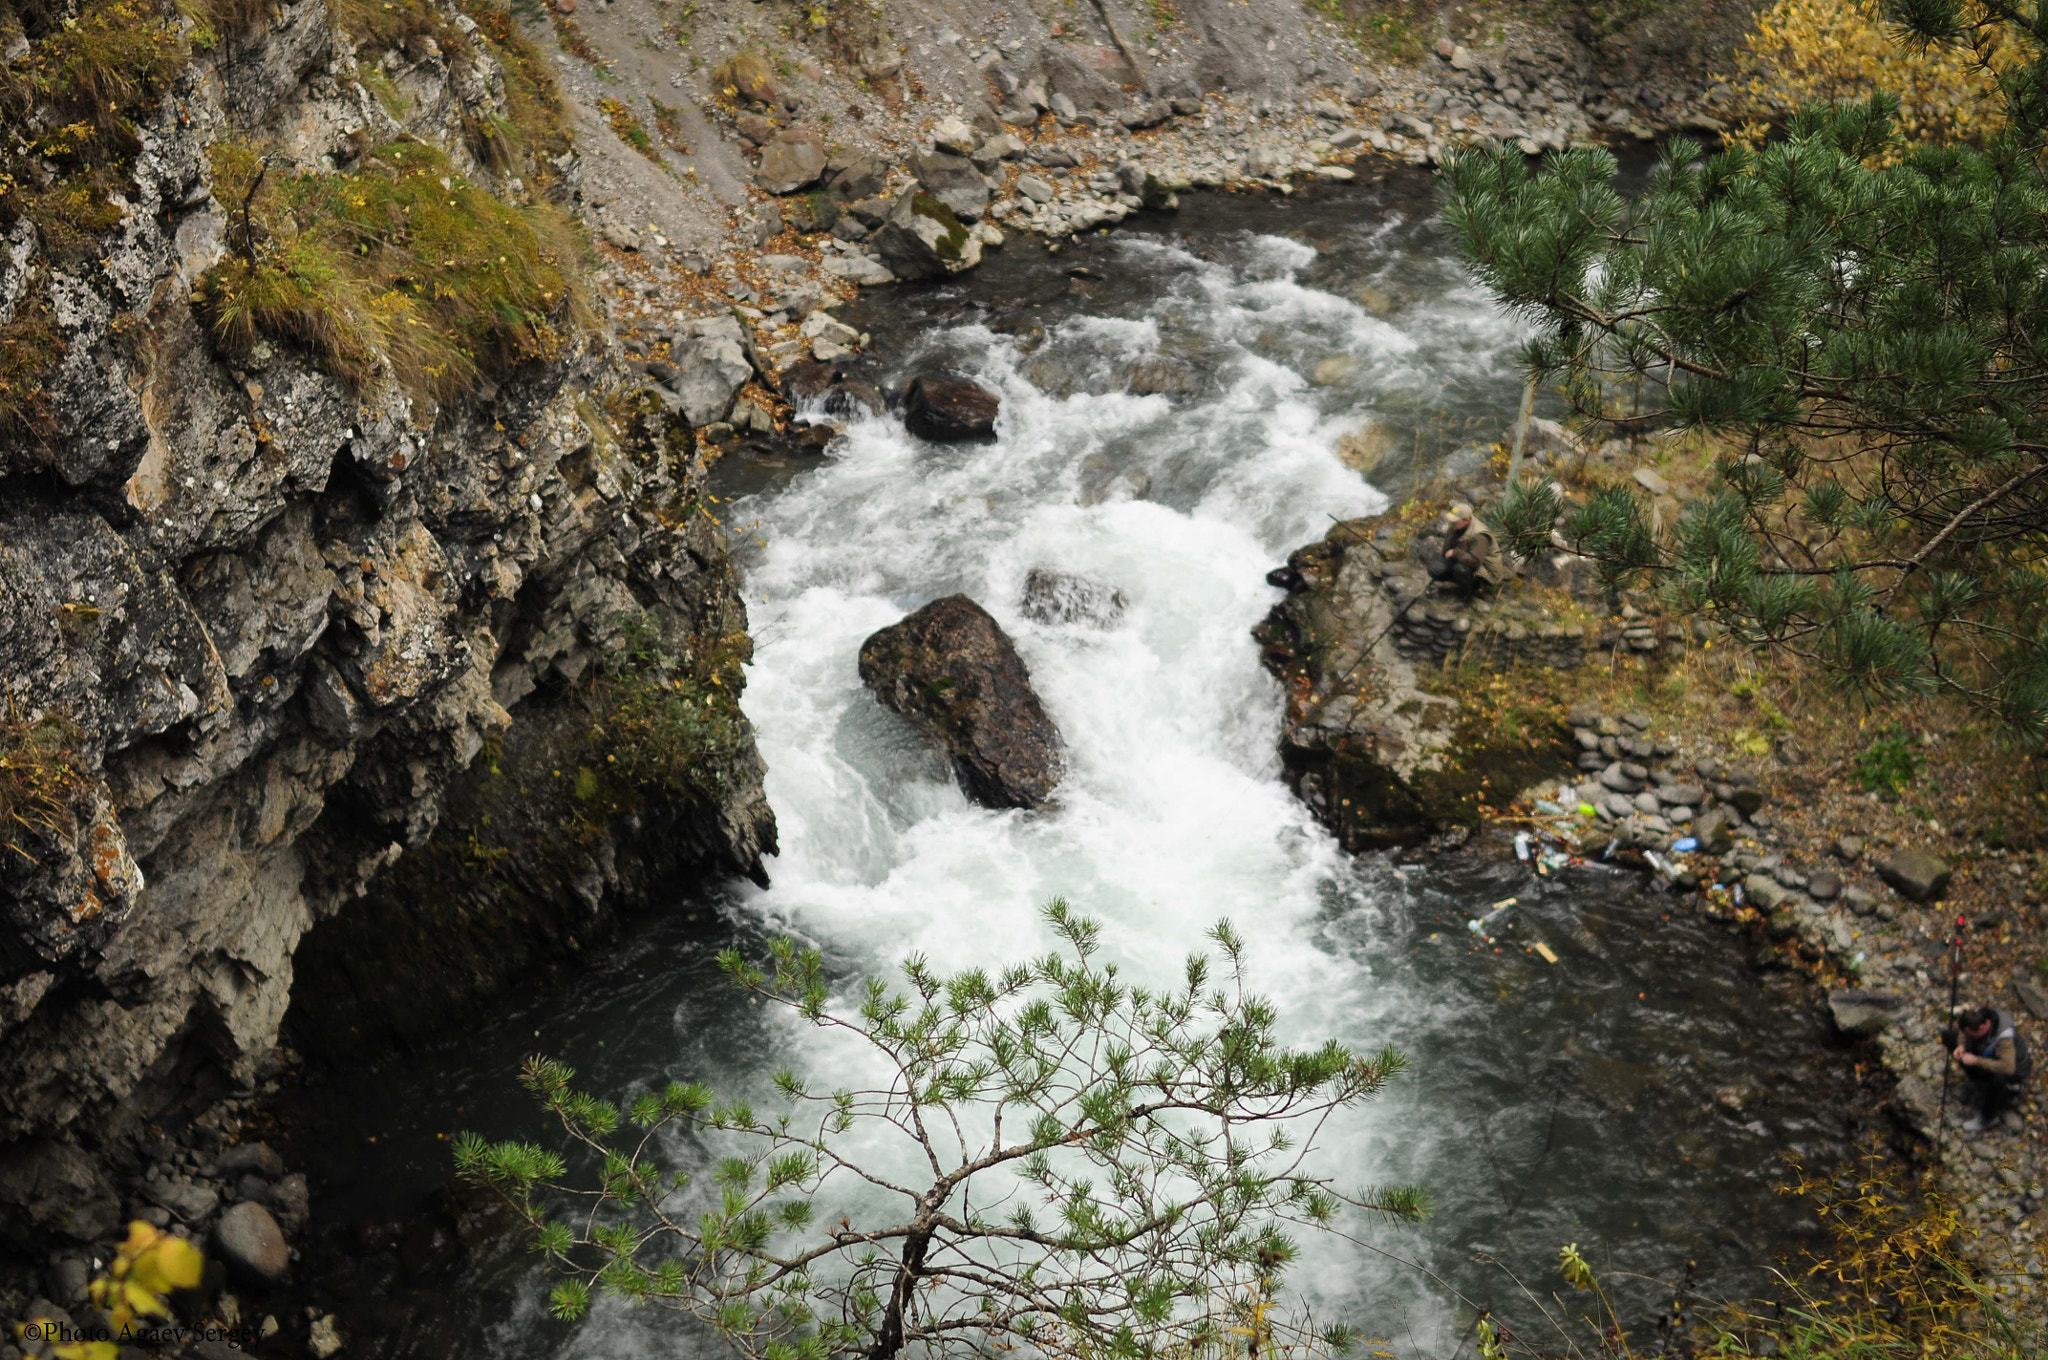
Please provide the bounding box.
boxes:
[49,1341,120,1360]
[131,1232,204,1293]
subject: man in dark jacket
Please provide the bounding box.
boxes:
[1948,1005,2032,1132]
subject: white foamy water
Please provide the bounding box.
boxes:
[686,230,1528,1351]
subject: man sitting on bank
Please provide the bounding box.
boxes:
[1426,501,1505,597]
[1948,1005,2033,1132]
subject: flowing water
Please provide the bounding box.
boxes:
[286,173,1876,1358]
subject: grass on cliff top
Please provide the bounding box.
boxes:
[193,137,587,403]
[0,0,185,131]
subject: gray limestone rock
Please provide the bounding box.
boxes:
[911,150,991,221]
[1828,989,1905,1039]
[1878,849,1952,902]
[755,131,828,194]
[873,190,983,280]
[218,1142,286,1181]
[666,315,756,425]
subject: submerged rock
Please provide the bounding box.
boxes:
[1019,567,1127,628]
[903,372,1000,442]
[858,596,1064,809]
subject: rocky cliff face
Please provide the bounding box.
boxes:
[0,0,772,1244]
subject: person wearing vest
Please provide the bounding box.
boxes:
[1426,502,1506,597]
[1947,1005,2033,1132]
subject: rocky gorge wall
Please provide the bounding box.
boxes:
[0,0,772,1249]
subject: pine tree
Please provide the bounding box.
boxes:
[1442,0,2048,742]
[457,901,1424,1360]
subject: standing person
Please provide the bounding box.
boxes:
[1425,502,1505,597]
[1947,1005,2033,1132]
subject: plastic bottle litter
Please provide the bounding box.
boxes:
[1514,832,1532,862]
[1672,837,1699,853]
[1533,799,1566,816]
[1465,897,1519,936]
[1531,941,1559,964]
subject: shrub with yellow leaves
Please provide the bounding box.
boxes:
[1729,0,2019,145]
[13,1221,203,1360]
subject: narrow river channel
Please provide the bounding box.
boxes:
[284,172,1873,1359]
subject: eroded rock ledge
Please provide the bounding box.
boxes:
[1253,515,1567,850]
[0,0,772,1248]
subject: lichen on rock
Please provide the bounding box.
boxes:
[0,0,774,1248]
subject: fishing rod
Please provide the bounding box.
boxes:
[1935,912,1965,1155]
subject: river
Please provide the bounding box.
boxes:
[281,170,1874,1359]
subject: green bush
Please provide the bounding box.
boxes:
[587,614,748,810]
[1853,726,1923,797]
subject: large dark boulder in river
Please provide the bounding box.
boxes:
[858,596,1064,809]
[903,372,1000,442]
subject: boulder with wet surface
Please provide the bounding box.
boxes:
[858,596,1065,809]
[902,372,1000,442]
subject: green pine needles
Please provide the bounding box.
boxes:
[456,901,1423,1360]
[1443,0,2048,743]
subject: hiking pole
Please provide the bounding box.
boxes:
[1935,913,1965,1156]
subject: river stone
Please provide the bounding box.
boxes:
[1841,884,1877,917]
[1598,762,1643,794]
[1659,783,1705,808]
[1729,784,1765,815]
[872,190,982,279]
[781,191,841,234]
[1124,357,1197,396]
[1017,175,1055,203]
[1878,849,1951,902]
[931,114,979,155]
[756,132,828,194]
[215,1202,290,1284]
[829,152,890,201]
[971,133,1027,168]
[666,316,755,425]
[218,1142,286,1181]
[145,1176,219,1223]
[1834,834,1865,861]
[1746,873,1792,911]
[858,596,1064,809]
[1828,989,1905,1039]
[903,373,1000,442]
[309,1314,344,1359]
[2016,978,2048,1022]
[911,149,990,221]
[1807,871,1841,901]
[1019,568,1127,629]
[264,1173,310,1231]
